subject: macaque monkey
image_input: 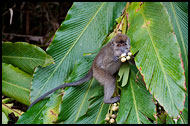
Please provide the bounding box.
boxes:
[28,33,130,109]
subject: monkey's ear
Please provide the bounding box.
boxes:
[126,37,130,44]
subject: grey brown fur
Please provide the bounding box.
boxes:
[28,33,130,109]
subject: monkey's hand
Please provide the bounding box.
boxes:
[113,56,120,62]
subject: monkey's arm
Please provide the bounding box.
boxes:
[28,69,93,109]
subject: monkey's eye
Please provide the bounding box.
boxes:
[121,43,126,46]
[117,44,121,47]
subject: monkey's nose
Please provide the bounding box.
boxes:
[121,49,126,53]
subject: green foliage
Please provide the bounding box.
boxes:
[3,2,187,124]
[2,98,23,123]
[42,90,62,124]
[16,90,62,124]
[117,68,156,124]
[75,87,109,124]
[177,94,188,124]
[162,2,188,90]
[28,2,126,124]
[2,38,55,123]
[2,112,8,124]
[2,63,31,105]
[127,2,186,118]
[118,63,130,87]
[2,42,54,106]
[2,42,54,74]
[16,99,49,124]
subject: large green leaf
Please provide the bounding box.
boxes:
[116,69,156,124]
[2,42,54,74]
[29,2,126,123]
[127,2,186,118]
[75,87,109,124]
[162,2,188,89]
[2,63,31,105]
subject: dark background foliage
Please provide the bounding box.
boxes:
[2,2,73,49]
[2,2,73,123]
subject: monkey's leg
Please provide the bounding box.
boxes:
[103,79,120,104]
[93,69,120,104]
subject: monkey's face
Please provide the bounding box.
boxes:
[111,34,130,60]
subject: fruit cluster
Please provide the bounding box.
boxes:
[120,52,132,62]
[104,102,119,124]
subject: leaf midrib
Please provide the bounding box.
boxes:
[74,79,94,122]
[2,80,30,92]
[31,105,46,123]
[140,4,174,108]
[94,102,104,123]
[130,80,140,124]
[2,56,44,61]
[34,3,105,100]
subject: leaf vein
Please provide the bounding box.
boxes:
[130,80,140,124]
[74,79,94,122]
[2,80,30,92]
[34,3,105,100]
[140,7,174,109]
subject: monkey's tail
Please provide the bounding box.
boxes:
[28,69,93,109]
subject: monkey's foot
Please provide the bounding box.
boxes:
[104,96,120,104]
